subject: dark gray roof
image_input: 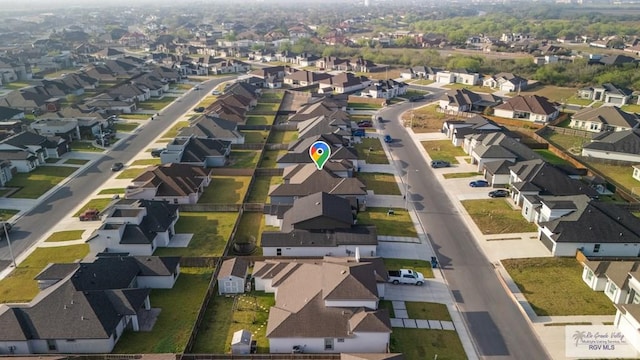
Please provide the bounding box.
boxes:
[573,107,639,129]
[0,106,23,121]
[178,115,242,140]
[180,137,231,162]
[510,159,598,197]
[121,223,157,245]
[483,159,514,175]
[262,226,377,248]
[218,257,249,279]
[138,199,179,232]
[3,131,46,148]
[282,192,353,231]
[35,263,80,281]
[584,129,640,154]
[474,144,517,159]
[271,165,366,198]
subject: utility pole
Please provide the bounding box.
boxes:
[4,223,15,267]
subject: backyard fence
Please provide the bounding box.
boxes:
[272,123,297,131]
[214,168,255,177]
[547,125,594,139]
[264,143,289,150]
[238,125,271,131]
[179,204,242,212]
[254,168,284,176]
[180,257,219,268]
[232,143,265,150]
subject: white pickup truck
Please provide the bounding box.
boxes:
[388,269,425,286]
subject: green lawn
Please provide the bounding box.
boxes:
[259,150,287,168]
[193,292,275,354]
[622,104,640,113]
[267,130,298,144]
[69,141,104,152]
[44,230,85,242]
[461,199,538,234]
[175,83,194,90]
[406,302,451,321]
[113,267,213,353]
[443,172,482,179]
[405,104,448,133]
[533,149,572,166]
[347,102,382,109]
[391,329,467,360]
[247,176,281,203]
[196,96,218,109]
[137,96,178,110]
[0,245,89,303]
[584,160,639,194]
[443,83,494,93]
[199,176,251,204]
[502,258,615,316]
[246,115,275,126]
[154,212,238,257]
[566,95,593,106]
[412,79,435,85]
[114,123,139,132]
[119,113,151,120]
[228,151,261,169]
[357,208,417,237]
[379,300,395,317]
[357,173,401,195]
[383,258,434,278]
[421,140,466,164]
[232,212,265,255]
[243,130,269,144]
[249,103,280,113]
[7,166,77,199]
[0,209,18,221]
[45,158,60,163]
[542,131,590,153]
[2,81,30,90]
[260,92,284,100]
[161,120,190,138]
[73,198,114,216]
[98,188,125,195]
[516,85,578,103]
[130,158,161,166]
[116,167,148,179]
[63,158,90,165]
[355,138,389,164]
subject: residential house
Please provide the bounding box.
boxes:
[438,89,502,114]
[442,115,504,146]
[592,54,638,66]
[0,254,180,354]
[87,199,180,256]
[634,165,640,182]
[225,82,261,104]
[254,257,391,353]
[317,57,351,71]
[464,132,540,175]
[132,74,169,98]
[362,80,408,100]
[582,129,640,163]
[93,47,126,60]
[125,163,212,204]
[0,106,24,122]
[269,164,367,205]
[295,114,354,140]
[30,118,81,142]
[284,70,332,87]
[178,115,245,144]
[261,192,376,257]
[482,72,528,92]
[349,57,377,73]
[277,135,358,169]
[318,73,371,94]
[217,258,249,295]
[435,69,479,85]
[570,107,640,133]
[249,66,286,88]
[84,94,136,114]
[494,95,559,123]
[400,66,441,80]
[210,59,250,75]
[577,83,633,106]
[108,83,150,103]
[0,90,49,112]
[160,136,231,168]
[0,131,63,165]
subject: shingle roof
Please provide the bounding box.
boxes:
[130,163,210,197]
[573,107,639,129]
[270,164,366,198]
[495,95,557,115]
[218,257,249,279]
[584,129,640,154]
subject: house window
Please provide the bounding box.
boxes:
[585,270,594,281]
[324,338,334,351]
[593,244,601,253]
[632,290,640,304]
[524,207,529,215]
[47,340,57,351]
[608,281,618,296]
[337,338,345,343]
[276,248,282,256]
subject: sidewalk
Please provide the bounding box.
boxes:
[389,301,455,330]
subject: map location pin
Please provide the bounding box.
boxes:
[309,141,331,170]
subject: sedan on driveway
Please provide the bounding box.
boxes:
[469,180,489,187]
[489,189,510,198]
[111,162,124,171]
[431,160,451,168]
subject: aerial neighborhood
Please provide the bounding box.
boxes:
[3,1,640,360]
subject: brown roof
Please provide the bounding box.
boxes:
[348,308,392,332]
[130,163,210,197]
[271,164,366,198]
[218,257,249,279]
[615,303,640,322]
[495,95,557,115]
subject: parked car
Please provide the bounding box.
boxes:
[431,160,451,168]
[151,148,165,157]
[384,135,393,143]
[211,90,221,95]
[489,189,510,198]
[409,95,424,102]
[388,269,425,286]
[79,209,100,221]
[357,120,372,127]
[469,180,490,187]
[194,106,205,113]
[111,162,124,171]
[0,222,12,237]
[352,129,365,137]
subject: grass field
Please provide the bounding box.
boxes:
[502,257,615,316]
[7,166,77,199]
[542,131,590,153]
[64,158,90,165]
[114,123,139,132]
[113,267,213,353]
[443,172,482,179]
[44,230,85,242]
[247,176,281,203]
[242,130,269,144]
[383,258,434,279]
[232,212,265,255]
[69,141,104,152]
[199,176,251,204]
[267,130,298,144]
[391,329,467,360]
[421,140,466,164]
[118,113,151,120]
[196,96,218,109]
[348,102,382,109]
[622,104,640,113]
[154,212,238,257]
[406,302,451,321]
[355,138,389,164]
[461,199,538,234]
[130,158,161,166]
[259,150,287,168]
[533,149,572,166]
[357,208,417,237]
[566,95,593,106]
[443,83,495,93]
[98,188,125,195]
[0,209,19,221]
[228,151,261,169]
[161,120,190,138]
[402,104,448,132]
[246,115,276,126]
[74,198,114,216]
[137,97,178,111]
[584,160,639,194]
[516,85,578,103]
[357,173,401,195]
[115,167,148,179]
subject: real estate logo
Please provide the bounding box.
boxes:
[565,325,638,358]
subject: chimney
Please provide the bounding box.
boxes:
[355,247,360,262]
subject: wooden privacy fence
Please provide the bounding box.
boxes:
[213,168,255,176]
[179,204,242,212]
[181,355,341,360]
[547,125,594,139]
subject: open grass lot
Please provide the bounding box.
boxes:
[154,212,238,257]
[161,120,190,138]
[347,102,382,109]
[115,167,148,179]
[383,258,434,278]
[355,138,389,164]
[98,188,125,195]
[412,79,435,86]
[622,104,640,113]
[357,208,417,237]
[566,95,593,106]
[0,209,18,221]
[260,150,287,168]
[542,131,590,153]
[193,292,275,354]
[196,95,218,109]
[583,160,639,194]
[113,267,213,353]
[228,150,261,169]
[0,245,89,303]
[443,172,482,179]
[268,130,298,144]
[246,115,275,126]
[247,176,281,203]
[233,212,265,255]
[391,329,467,360]
[131,158,161,166]
[403,90,428,99]
[7,166,77,199]
[73,198,114,216]
[403,104,447,133]
[118,113,151,120]
[137,96,178,111]
[44,230,85,242]
[242,130,269,144]
[406,302,451,321]
[516,85,578,103]
[69,141,104,152]
[357,173,401,195]
[502,257,615,316]
[63,158,90,165]
[461,199,538,234]
[114,123,139,132]
[421,140,466,164]
[199,176,251,204]
[533,149,572,166]
[443,83,495,93]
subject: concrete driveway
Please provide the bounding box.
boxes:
[383,280,452,303]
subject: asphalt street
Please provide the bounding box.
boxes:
[0,76,233,270]
[379,91,550,360]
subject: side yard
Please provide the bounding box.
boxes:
[461,199,538,234]
[7,166,78,199]
[421,140,466,164]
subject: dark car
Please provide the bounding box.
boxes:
[357,120,372,127]
[469,180,490,187]
[111,162,124,171]
[0,222,12,237]
[489,189,510,198]
[194,106,205,113]
[384,135,393,143]
[352,129,365,137]
[409,95,424,102]
[431,160,451,168]
[151,148,165,157]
